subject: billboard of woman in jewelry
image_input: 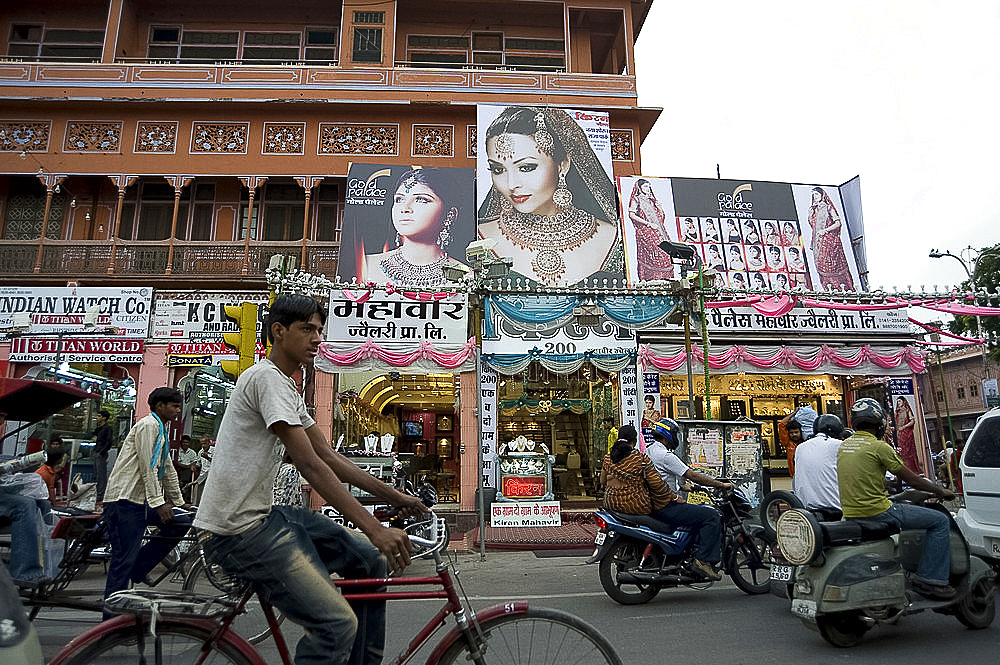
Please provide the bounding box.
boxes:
[791,184,860,290]
[476,105,621,286]
[616,175,681,285]
[337,164,475,287]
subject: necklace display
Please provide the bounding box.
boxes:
[379,250,447,287]
[499,206,597,282]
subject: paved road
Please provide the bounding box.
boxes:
[33,550,1000,664]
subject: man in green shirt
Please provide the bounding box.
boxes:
[837,398,956,599]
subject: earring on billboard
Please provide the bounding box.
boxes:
[533,111,554,156]
[552,171,572,210]
[437,208,456,250]
[395,232,402,247]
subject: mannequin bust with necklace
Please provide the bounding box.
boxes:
[363,168,462,288]
[477,107,620,286]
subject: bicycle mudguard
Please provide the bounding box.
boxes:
[425,600,530,664]
[49,615,266,665]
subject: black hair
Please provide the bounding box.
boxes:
[602,416,614,425]
[148,387,183,409]
[181,434,192,441]
[786,419,802,432]
[393,168,464,217]
[98,409,111,420]
[46,449,66,466]
[485,106,569,165]
[609,424,639,463]
[266,294,327,344]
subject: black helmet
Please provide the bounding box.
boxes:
[850,398,887,438]
[813,414,844,439]
[652,418,683,449]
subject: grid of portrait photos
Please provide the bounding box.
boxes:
[676,216,813,290]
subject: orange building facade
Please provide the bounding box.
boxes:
[0,1,659,513]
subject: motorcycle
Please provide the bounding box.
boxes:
[758,489,841,598]
[588,481,773,604]
[776,489,997,647]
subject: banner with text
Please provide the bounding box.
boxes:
[325,294,468,345]
[10,336,144,363]
[490,501,562,527]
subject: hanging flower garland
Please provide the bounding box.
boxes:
[638,343,925,374]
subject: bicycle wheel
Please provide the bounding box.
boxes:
[182,559,282,645]
[56,621,254,665]
[436,607,622,665]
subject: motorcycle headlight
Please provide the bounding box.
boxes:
[776,509,823,565]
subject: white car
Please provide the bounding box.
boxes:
[956,407,1000,564]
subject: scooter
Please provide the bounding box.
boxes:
[776,489,997,647]
[588,483,772,604]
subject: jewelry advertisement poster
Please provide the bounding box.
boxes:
[337,163,476,289]
[615,176,864,293]
[476,104,621,286]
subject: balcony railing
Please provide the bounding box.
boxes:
[0,239,339,280]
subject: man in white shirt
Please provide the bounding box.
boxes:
[792,414,845,513]
[646,418,732,580]
[194,294,424,665]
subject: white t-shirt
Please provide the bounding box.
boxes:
[193,359,315,535]
[646,440,689,493]
[792,433,842,510]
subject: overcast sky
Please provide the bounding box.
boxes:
[634,0,999,307]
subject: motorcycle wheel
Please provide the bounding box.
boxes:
[598,540,660,605]
[816,611,869,648]
[956,575,997,629]
[726,530,772,595]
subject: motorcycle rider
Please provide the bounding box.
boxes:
[792,414,845,514]
[837,398,957,600]
[646,418,732,581]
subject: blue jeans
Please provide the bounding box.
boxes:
[0,492,44,582]
[103,500,192,610]
[652,501,723,564]
[854,503,951,585]
[202,505,387,665]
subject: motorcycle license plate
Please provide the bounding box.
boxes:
[791,599,817,622]
[771,564,795,582]
[594,531,606,546]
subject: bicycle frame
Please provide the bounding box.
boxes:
[51,546,533,665]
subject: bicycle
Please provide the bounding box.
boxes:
[50,512,623,665]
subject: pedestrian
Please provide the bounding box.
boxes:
[175,435,198,504]
[189,435,213,505]
[102,387,193,614]
[93,409,114,506]
[34,448,67,504]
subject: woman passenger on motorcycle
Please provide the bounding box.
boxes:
[599,425,678,532]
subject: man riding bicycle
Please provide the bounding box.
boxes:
[193,295,424,665]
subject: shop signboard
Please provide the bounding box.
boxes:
[151,291,269,341]
[325,294,468,345]
[479,366,498,491]
[984,378,999,408]
[703,305,908,336]
[476,104,620,287]
[490,501,562,527]
[617,176,864,292]
[0,286,153,339]
[9,336,144,363]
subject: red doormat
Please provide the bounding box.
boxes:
[468,523,598,550]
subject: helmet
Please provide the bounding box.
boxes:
[652,418,683,449]
[850,398,887,438]
[812,414,844,439]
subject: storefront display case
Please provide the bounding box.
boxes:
[495,436,555,501]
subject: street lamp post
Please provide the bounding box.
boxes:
[929,246,996,381]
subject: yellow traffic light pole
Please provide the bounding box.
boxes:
[221,302,259,380]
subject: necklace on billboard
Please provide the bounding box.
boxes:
[499,206,597,283]
[379,250,447,287]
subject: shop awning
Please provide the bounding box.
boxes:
[0,377,101,424]
[640,343,924,377]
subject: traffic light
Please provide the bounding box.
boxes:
[220,302,259,380]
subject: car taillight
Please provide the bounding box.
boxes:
[595,515,606,529]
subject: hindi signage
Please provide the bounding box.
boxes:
[325,295,468,344]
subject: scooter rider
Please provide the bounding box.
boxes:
[792,414,845,513]
[647,418,732,581]
[837,398,957,599]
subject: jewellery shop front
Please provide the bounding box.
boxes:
[0,285,152,488]
[637,303,927,478]
[478,293,677,523]
[313,290,476,510]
